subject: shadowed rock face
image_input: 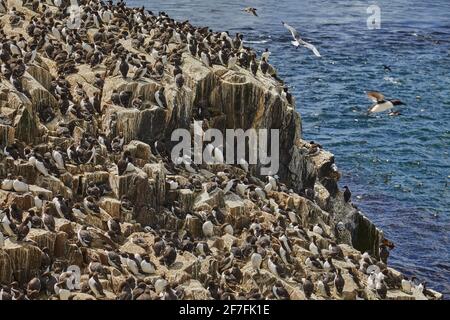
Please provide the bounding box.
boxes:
[0,0,441,300]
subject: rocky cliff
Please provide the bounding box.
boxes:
[0,0,441,300]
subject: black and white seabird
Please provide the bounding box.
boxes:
[52,147,65,171]
[243,7,258,17]
[153,237,165,257]
[268,255,286,278]
[334,269,345,295]
[376,277,387,299]
[17,216,31,241]
[12,176,29,193]
[202,218,214,238]
[366,91,405,114]
[141,255,157,274]
[132,63,147,81]
[1,174,14,191]
[317,275,331,297]
[84,196,101,216]
[302,275,314,299]
[343,186,351,203]
[261,48,271,61]
[309,235,319,255]
[119,56,129,79]
[88,273,105,298]
[175,73,184,89]
[379,244,390,264]
[106,250,124,272]
[1,209,16,237]
[200,50,212,67]
[155,87,168,109]
[272,281,289,300]
[160,245,177,267]
[77,226,93,247]
[250,57,258,76]
[107,217,122,236]
[42,210,55,232]
[260,57,269,75]
[53,195,70,219]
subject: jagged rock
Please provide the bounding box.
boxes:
[2,239,42,283]
[26,65,53,90]
[314,182,331,211]
[56,219,75,238]
[125,140,152,162]
[242,267,306,300]
[109,171,157,225]
[27,228,56,254]
[109,172,134,199]
[178,189,195,213]
[29,185,53,200]
[224,196,249,231]
[121,222,141,237]
[84,209,112,230]
[142,163,166,208]
[66,244,84,267]
[0,250,12,284]
[288,145,317,192]
[79,171,110,195]
[99,197,122,219]
[0,189,34,209]
[36,175,72,199]
[340,272,358,300]
[0,124,15,146]
[194,189,224,210]
[54,231,68,258]
[183,215,203,239]
[386,290,415,300]
[120,232,154,256]
[219,234,238,250]
[183,280,211,299]
[70,292,96,300]
[14,107,41,145]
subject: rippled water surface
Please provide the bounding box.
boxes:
[128,0,450,296]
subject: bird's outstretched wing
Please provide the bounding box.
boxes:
[282,22,300,41]
[367,91,385,102]
[302,41,321,57]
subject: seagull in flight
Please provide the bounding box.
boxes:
[243,7,258,16]
[366,91,405,114]
[282,21,321,57]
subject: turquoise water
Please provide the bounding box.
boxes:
[128,0,450,295]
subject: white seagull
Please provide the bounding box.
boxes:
[282,22,321,57]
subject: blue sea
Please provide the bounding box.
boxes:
[128,0,450,296]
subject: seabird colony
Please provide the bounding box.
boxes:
[0,0,440,300]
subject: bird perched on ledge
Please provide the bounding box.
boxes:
[343,186,352,203]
